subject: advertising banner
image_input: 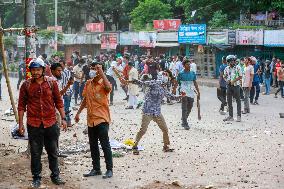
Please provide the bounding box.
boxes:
[119,32,139,45]
[138,32,157,47]
[178,24,206,44]
[47,26,63,32]
[207,31,228,44]
[264,30,284,47]
[153,19,181,30]
[86,22,104,32]
[236,30,263,45]
[101,33,118,49]
[228,30,236,45]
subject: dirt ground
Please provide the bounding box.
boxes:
[0,78,283,189]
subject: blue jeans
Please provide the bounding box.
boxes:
[73,81,85,103]
[264,77,271,94]
[250,82,260,103]
[63,93,72,124]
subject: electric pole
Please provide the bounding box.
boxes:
[24,0,37,79]
[54,0,58,51]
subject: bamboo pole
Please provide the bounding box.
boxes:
[0,22,19,123]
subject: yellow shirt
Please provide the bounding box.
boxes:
[82,78,111,127]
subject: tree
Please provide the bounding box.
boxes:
[130,0,173,30]
[209,10,228,28]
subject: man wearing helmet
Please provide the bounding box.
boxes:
[223,55,242,122]
[18,58,67,188]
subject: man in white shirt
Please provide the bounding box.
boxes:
[73,59,84,104]
[242,57,254,114]
[106,58,124,105]
[223,55,242,122]
[189,58,197,74]
[126,62,139,109]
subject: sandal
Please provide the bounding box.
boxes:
[163,146,174,152]
[132,146,139,155]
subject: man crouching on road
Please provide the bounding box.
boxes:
[18,58,67,188]
[75,62,113,179]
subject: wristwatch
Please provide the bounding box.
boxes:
[62,117,67,121]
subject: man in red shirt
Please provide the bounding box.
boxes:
[18,58,67,188]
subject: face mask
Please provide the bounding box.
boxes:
[89,70,97,79]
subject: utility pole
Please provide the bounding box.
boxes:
[24,0,37,79]
[54,0,58,51]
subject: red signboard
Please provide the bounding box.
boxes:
[47,26,63,32]
[153,19,181,31]
[101,33,118,49]
[86,22,104,32]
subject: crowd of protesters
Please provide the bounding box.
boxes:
[218,55,284,122]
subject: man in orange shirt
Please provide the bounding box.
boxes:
[75,62,113,179]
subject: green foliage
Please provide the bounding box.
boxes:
[37,29,63,41]
[9,63,17,72]
[130,0,173,30]
[4,36,16,48]
[209,11,228,29]
[53,51,64,58]
[230,24,269,30]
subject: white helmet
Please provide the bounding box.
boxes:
[226,55,236,63]
[28,57,46,69]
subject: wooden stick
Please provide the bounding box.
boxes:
[0,22,19,123]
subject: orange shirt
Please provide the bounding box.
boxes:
[82,78,111,127]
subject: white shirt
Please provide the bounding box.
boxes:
[73,64,83,82]
[190,63,197,74]
[223,65,243,86]
[106,61,123,78]
[242,65,254,87]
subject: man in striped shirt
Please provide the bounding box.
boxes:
[59,59,73,127]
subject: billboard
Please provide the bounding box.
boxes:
[101,33,118,49]
[264,30,284,47]
[86,22,104,32]
[138,32,157,48]
[153,19,181,31]
[236,30,263,45]
[119,32,139,45]
[207,31,228,44]
[178,24,206,44]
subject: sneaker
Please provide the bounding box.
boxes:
[223,116,234,122]
[253,101,259,105]
[274,95,278,98]
[236,116,241,122]
[109,102,113,106]
[125,106,133,109]
[219,110,226,115]
[132,146,139,155]
[83,169,102,177]
[31,178,41,188]
[102,170,113,179]
[51,176,65,185]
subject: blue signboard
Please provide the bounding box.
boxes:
[178,24,206,44]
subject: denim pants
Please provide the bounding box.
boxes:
[264,77,271,94]
[73,81,85,103]
[27,123,60,180]
[250,82,260,103]
[88,122,113,171]
[63,93,72,124]
[227,85,241,117]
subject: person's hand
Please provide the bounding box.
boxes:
[68,77,74,85]
[18,123,25,136]
[61,120,67,132]
[97,65,104,75]
[230,80,235,85]
[75,113,80,123]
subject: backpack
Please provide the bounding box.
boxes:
[25,76,54,92]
